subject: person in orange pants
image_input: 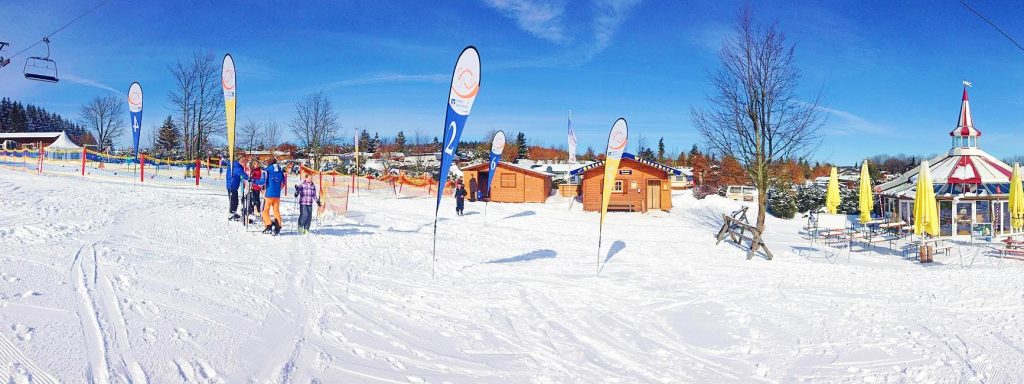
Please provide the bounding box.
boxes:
[254,158,287,235]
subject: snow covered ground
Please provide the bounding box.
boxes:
[2,167,1024,383]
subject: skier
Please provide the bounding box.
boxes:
[454,179,467,216]
[293,173,321,235]
[226,155,251,221]
[468,177,478,202]
[247,159,263,222]
[253,158,287,235]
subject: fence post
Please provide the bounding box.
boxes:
[37,144,44,175]
[140,154,145,183]
[81,147,86,176]
[195,159,201,187]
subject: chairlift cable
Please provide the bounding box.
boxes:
[959,0,1024,54]
[4,0,109,62]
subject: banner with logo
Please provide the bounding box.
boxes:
[128,82,143,160]
[222,54,237,178]
[600,118,628,226]
[597,118,627,274]
[568,110,577,163]
[432,46,481,277]
[434,46,480,214]
[486,130,505,196]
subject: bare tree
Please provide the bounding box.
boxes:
[79,95,126,152]
[264,118,280,151]
[238,118,262,152]
[290,91,340,170]
[691,8,824,232]
[168,51,224,160]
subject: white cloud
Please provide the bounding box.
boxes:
[483,0,643,65]
[62,73,120,95]
[324,73,448,89]
[587,0,642,56]
[816,105,890,137]
[483,0,569,44]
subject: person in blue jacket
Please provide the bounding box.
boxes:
[226,155,251,221]
[252,158,288,235]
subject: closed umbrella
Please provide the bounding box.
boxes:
[913,161,940,236]
[858,160,873,224]
[1009,163,1024,230]
[825,166,841,214]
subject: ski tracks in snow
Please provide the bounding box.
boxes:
[71,242,148,383]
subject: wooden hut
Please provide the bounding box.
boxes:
[571,153,680,212]
[460,161,553,203]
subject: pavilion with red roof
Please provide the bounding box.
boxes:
[879,86,1014,236]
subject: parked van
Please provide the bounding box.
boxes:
[725,185,758,202]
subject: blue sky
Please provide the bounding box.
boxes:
[3,0,1024,164]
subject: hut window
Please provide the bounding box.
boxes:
[614,180,624,193]
[500,174,516,188]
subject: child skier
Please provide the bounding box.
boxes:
[294,173,321,234]
[253,158,287,235]
[454,179,467,216]
[247,159,263,221]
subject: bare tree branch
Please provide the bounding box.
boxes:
[691,7,825,231]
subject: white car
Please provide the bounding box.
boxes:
[725,185,758,202]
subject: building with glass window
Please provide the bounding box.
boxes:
[878,87,1013,237]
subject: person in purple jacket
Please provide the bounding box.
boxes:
[293,173,321,234]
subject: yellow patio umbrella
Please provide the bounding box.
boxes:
[858,160,873,224]
[913,160,940,236]
[825,166,841,214]
[1009,163,1024,230]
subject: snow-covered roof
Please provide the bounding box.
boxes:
[44,131,81,150]
[461,161,554,177]
[879,88,1010,198]
[569,153,682,176]
[0,132,63,139]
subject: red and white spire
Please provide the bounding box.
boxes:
[950,85,981,138]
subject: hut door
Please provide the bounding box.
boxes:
[647,180,661,210]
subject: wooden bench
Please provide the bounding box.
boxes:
[607,202,636,212]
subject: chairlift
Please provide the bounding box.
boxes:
[24,38,58,83]
[0,41,10,68]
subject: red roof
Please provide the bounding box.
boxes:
[950,88,981,137]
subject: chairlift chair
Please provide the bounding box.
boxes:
[0,41,10,68]
[23,38,58,83]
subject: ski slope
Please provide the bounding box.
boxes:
[2,168,1024,383]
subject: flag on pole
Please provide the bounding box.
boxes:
[222,54,237,180]
[128,82,143,161]
[597,118,628,273]
[353,127,359,193]
[568,110,577,163]
[487,130,506,196]
[432,46,481,277]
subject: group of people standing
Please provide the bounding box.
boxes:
[225,155,320,235]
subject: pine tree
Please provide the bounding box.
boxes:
[359,129,372,152]
[676,151,688,167]
[583,146,596,161]
[432,136,441,152]
[657,137,666,162]
[395,131,407,153]
[156,116,180,155]
[766,180,798,219]
[514,132,528,162]
[369,133,380,152]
